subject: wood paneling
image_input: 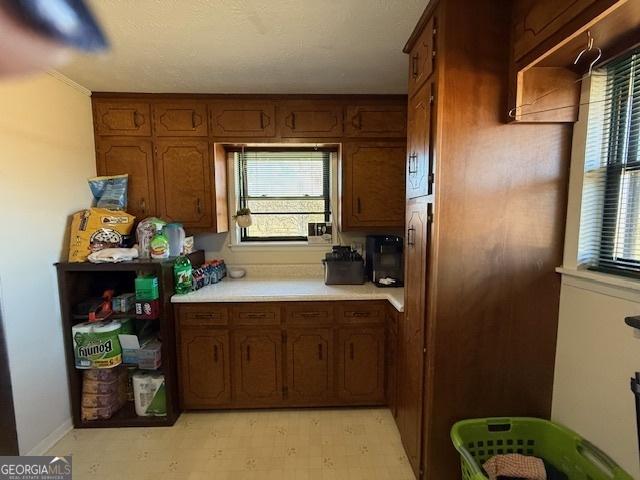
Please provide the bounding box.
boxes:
[96,138,156,219]
[153,102,208,136]
[279,101,343,137]
[345,105,407,138]
[286,328,334,403]
[342,142,406,230]
[210,101,276,137]
[94,101,151,136]
[337,327,385,403]
[154,139,212,229]
[180,329,231,407]
[233,329,283,404]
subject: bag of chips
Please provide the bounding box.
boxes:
[88,174,128,210]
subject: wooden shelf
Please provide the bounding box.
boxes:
[56,251,205,429]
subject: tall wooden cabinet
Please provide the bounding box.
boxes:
[396,0,571,478]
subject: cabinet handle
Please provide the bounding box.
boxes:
[318,344,323,360]
[353,112,362,130]
[407,226,416,246]
[259,112,265,130]
[349,342,354,360]
[191,111,197,129]
[133,111,143,127]
[352,311,370,318]
[213,345,218,363]
[246,345,251,362]
[408,153,418,174]
[290,112,296,130]
[301,312,321,318]
[140,198,146,214]
[412,54,419,78]
[194,313,216,319]
[357,197,362,214]
[196,198,202,214]
[246,313,266,319]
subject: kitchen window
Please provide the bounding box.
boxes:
[234,149,333,242]
[579,48,640,277]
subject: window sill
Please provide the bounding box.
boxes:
[556,266,640,300]
[228,241,333,252]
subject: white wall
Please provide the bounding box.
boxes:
[553,75,640,477]
[0,72,96,454]
[552,276,640,478]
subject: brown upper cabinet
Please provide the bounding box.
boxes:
[341,142,406,230]
[96,138,156,219]
[154,139,213,229]
[210,101,276,138]
[345,105,407,138]
[94,101,151,136]
[279,101,343,137]
[408,15,436,98]
[153,102,208,136]
[406,80,435,199]
[512,0,599,61]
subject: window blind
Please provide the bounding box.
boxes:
[236,150,331,241]
[579,49,640,276]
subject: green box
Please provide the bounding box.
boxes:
[135,276,159,300]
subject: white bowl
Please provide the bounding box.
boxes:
[228,268,246,279]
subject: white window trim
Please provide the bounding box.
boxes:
[559,73,640,295]
[226,150,339,251]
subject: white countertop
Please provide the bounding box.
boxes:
[172,276,404,312]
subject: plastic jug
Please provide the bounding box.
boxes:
[165,223,185,257]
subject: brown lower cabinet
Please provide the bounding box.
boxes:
[176,301,392,409]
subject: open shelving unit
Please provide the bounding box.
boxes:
[56,251,204,428]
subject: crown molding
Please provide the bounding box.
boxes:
[47,70,92,96]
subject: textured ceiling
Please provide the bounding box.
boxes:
[57,0,426,94]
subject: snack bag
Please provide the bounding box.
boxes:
[68,208,135,262]
[88,174,128,210]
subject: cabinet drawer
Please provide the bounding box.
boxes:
[285,303,335,326]
[231,304,281,326]
[179,305,229,326]
[94,101,151,136]
[337,302,386,324]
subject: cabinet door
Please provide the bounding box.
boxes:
[397,197,431,473]
[406,80,435,200]
[96,138,156,219]
[512,0,600,61]
[337,327,385,403]
[344,105,407,138]
[154,139,212,229]
[408,16,436,98]
[233,330,283,404]
[179,328,231,408]
[93,101,151,136]
[286,328,334,404]
[153,102,208,136]
[279,101,343,137]
[210,101,276,137]
[342,142,406,230]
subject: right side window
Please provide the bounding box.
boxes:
[579,49,640,277]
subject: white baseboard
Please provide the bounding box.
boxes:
[24,418,73,456]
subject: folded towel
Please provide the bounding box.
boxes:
[88,247,139,263]
[483,454,546,480]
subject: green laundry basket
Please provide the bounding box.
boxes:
[450,417,633,480]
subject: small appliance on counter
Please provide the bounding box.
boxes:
[365,235,404,288]
[322,246,365,285]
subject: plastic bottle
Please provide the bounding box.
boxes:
[150,228,170,259]
[174,256,193,295]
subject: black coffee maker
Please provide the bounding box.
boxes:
[365,235,404,287]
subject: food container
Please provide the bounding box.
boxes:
[135,299,160,320]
